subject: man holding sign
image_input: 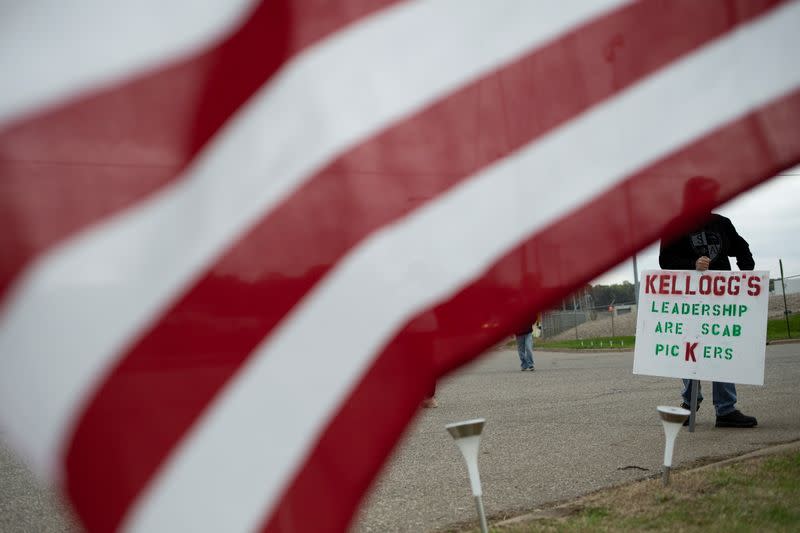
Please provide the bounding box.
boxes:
[658,213,759,428]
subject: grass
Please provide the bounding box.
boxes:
[536,336,635,350]
[480,450,800,532]
[767,312,799,341]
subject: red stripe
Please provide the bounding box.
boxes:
[0,0,396,301]
[260,87,800,533]
[62,1,788,531]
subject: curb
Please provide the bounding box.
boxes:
[766,338,800,345]
[690,439,800,472]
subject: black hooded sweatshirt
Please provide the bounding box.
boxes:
[659,214,754,272]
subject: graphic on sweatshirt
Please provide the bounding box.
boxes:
[689,231,721,261]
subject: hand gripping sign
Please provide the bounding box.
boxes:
[633,270,769,385]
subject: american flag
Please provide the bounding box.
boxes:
[1,1,799,531]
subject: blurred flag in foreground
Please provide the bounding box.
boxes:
[2,1,799,531]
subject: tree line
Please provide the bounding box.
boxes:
[554,282,637,310]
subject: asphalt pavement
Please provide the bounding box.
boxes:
[352,342,800,532]
[1,344,798,532]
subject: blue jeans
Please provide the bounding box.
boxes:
[681,379,737,416]
[515,333,534,369]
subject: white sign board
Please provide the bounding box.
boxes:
[633,270,769,385]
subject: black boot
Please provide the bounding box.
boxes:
[715,410,757,428]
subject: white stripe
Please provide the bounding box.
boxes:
[0,0,257,125]
[0,0,627,481]
[125,4,800,531]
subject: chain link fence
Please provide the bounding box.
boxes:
[539,263,798,340]
[541,302,637,339]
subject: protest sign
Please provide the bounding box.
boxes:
[633,270,769,385]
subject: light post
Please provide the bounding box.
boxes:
[657,406,690,485]
[446,418,488,533]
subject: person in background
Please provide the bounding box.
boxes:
[659,213,758,428]
[515,315,540,371]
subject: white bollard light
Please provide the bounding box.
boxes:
[657,406,690,485]
[446,418,488,533]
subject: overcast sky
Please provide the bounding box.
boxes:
[593,166,800,286]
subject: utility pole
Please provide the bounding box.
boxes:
[780,259,792,338]
[572,294,579,340]
[632,254,640,304]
